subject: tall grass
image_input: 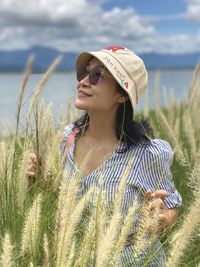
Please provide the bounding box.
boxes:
[0,59,200,266]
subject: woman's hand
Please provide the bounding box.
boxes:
[145,189,179,234]
[27,152,37,177]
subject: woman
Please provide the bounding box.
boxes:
[28,46,182,266]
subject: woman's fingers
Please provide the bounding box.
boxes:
[145,189,169,200]
[30,152,37,163]
[144,189,152,199]
[150,190,169,200]
[28,164,36,172]
[27,171,36,177]
[27,152,37,177]
[150,198,166,210]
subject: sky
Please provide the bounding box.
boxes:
[0,0,200,54]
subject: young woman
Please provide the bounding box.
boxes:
[28,46,182,266]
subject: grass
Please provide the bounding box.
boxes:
[0,59,200,266]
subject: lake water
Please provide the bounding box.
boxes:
[0,69,194,129]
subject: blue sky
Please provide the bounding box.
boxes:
[0,0,200,54]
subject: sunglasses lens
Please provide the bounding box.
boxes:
[89,68,102,85]
[77,67,102,85]
[76,68,87,82]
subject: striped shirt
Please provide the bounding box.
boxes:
[62,124,182,266]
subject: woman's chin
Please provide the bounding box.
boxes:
[74,99,89,111]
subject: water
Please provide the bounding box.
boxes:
[0,69,194,129]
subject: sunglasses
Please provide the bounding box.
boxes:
[76,66,113,86]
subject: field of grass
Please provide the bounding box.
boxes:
[0,57,200,266]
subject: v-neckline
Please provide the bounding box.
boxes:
[70,136,124,178]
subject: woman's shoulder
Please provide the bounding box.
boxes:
[146,138,173,154]
[143,139,174,164]
[130,138,173,159]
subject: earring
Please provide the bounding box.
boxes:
[119,98,125,103]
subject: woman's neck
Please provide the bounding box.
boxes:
[86,110,118,143]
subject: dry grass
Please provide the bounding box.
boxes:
[0,58,200,266]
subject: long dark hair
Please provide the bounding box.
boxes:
[74,83,154,153]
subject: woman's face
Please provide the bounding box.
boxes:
[75,58,122,113]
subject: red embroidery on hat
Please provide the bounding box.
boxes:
[105,46,125,52]
[121,80,129,89]
[124,82,129,89]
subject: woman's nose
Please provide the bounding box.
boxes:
[77,74,91,88]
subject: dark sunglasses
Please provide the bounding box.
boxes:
[76,66,113,86]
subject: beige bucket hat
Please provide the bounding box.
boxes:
[76,46,148,112]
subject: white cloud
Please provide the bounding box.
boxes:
[0,0,200,54]
[0,0,157,52]
[143,33,200,54]
[186,0,200,22]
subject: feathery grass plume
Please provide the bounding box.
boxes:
[187,151,200,197]
[191,98,200,146]
[166,87,176,126]
[153,70,161,109]
[75,191,106,267]
[96,159,135,266]
[0,138,16,216]
[155,107,188,166]
[182,109,197,160]
[41,131,62,189]
[188,63,200,108]
[130,198,159,263]
[0,137,15,181]
[36,102,54,154]
[110,197,139,266]
[45,130,66,192]
[0,140,8,178]
[16,55,34,135]
[143,85,149,117]
[91,176,108,266]
[0,233,14,267]
[27,55,63,124]
[21,193,42,256]
[17,148,31,207]
[65,100,80,125]
[0,119,14,138]
[59,101,79,131]
[43,233,49,267]
[54,178,93,267]
[31,102,56,186]
[149,116,161,139]
[174,115,180,141]
[162,85,169,108]
[65,240,76,267]
[57,143,93,193]
[54,169,82,259]
[10,56,34,183]
[166,166,200,267]
[77,213,96,267]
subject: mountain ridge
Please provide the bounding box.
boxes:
[0,46,199,72]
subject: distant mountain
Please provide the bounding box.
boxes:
[0,46,77,72]
[140,53,200,69]
[0,46,200,72]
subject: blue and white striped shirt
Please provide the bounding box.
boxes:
[62,124,182,266]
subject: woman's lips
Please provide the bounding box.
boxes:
[78,90,92,97]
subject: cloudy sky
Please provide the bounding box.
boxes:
[0,0,200,54]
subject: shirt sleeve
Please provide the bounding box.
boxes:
[137,139,182,208]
